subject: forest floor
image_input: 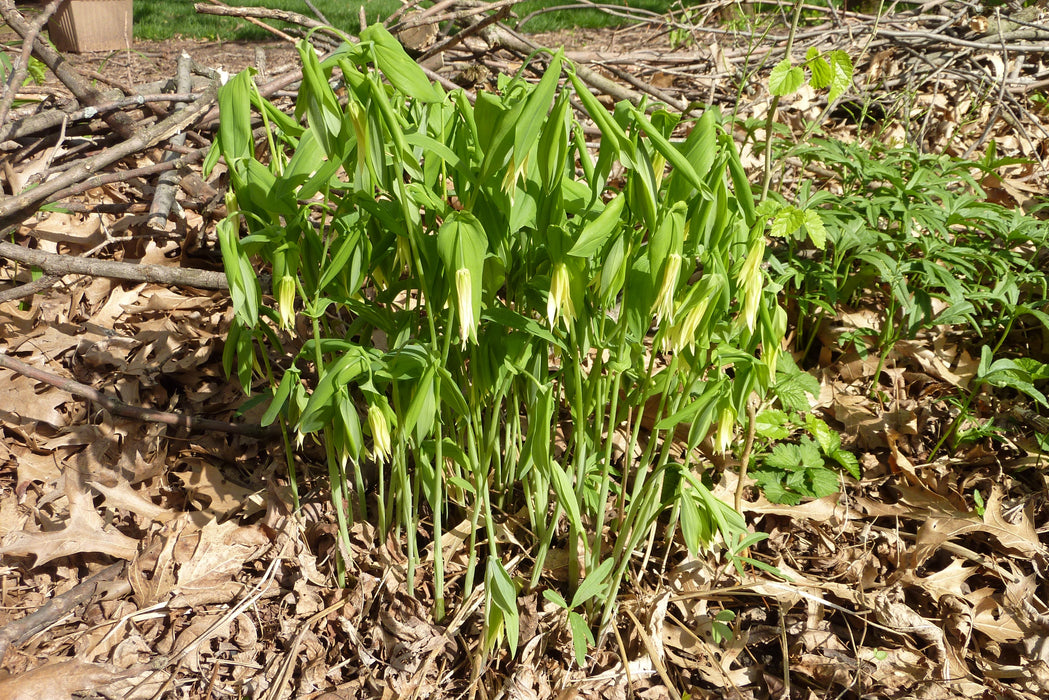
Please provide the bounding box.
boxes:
[1,5,1048,699]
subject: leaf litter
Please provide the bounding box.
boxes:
[1,4,1048,699]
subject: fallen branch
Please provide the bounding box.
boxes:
[147,53,193,231]
[5,93,201,142]
[0,561,126,661]
[0,238,228,290]
[29,146,207,208]
[0,274,61,303]
[0,351,275,437]
[0,0,63,130]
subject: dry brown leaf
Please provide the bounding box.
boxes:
[0,370,69,428]
[971,593,1024,643]
[178,458,257,519]
[0,659,118,700]
[0,467,139,566]
[168,518,268,608]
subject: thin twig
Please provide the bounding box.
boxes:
[0,0,63,130]
[0,274,61,303]
[147,53,193,231]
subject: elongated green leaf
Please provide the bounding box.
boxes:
[487,560,519,656]
[828,50,854,102]
[298,348,370,434]
[631,106,704,193]
[723,133,756,227]
[570,558,615,608]
[568,193,625,258]
[512,51,564,167]
[217,70,255,163]
[568,611,594,666]
[360,23,442,103]
[261,369,297,427]
[550,461,583,533]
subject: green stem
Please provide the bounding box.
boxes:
[759,0,805,201]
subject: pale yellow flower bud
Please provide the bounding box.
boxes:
[368,404,392,465]
[455,268,477,348]
[668,293,710,354]
[652,253,682,327]
[715,404,736,455]
[277,275,296,330]
[547,262,575,328]
[738,239,765,333]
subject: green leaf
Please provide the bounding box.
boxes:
[513,51,564,170]
[769,58,805,96]
[832,449,861,480]
[360,24,442,103]
[543,589,569,610]
[808,467,841,498]
[754,472,800,505]
[805,416,841,456]
[550,461,583,533]
[754,409,790,440]
[568,611,594,667]
[798,437,824,471]
[217,70,255,163]
[828,51,853,103]
[568,193,626,258]
[487,560,519,656]
[764,443,801,471]
[807,47,832,90]
[631,106,704,193]
[803,209,827,250]
[570,558,615,609]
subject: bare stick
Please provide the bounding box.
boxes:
[193,2,345,42]
[148,53,193,231]
[0,238,228,290]
[419,5,512,63]
[0,0,63,130]
[202,0,296,43]
[0,1,137,140]
[0,351,274,437]
[0,561,125,660]
[0,85,217,227]
[302,0,330,25]
[5,93,201,142]
[0,274,61,303]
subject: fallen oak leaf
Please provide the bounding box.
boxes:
[0,467,138,567]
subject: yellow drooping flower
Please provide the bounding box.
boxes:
[368,404,392,465]
[652,253,682,327]
[547,262,576,329]
[455,268,477,348]
[668,292,711,354]
[738,239,765,333]
[714,404,736,455]
[277,274,296,331]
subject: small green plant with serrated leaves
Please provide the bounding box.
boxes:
[752,410,860,506]
[768,47,853,105]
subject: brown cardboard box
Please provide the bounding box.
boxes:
[48,0,133,53]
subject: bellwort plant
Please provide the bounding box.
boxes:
[208,26,785,655]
